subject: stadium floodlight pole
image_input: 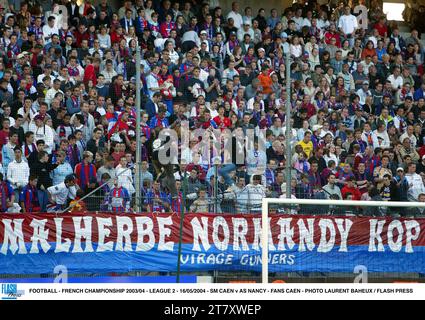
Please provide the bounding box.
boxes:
[135,41,142,212]
[283,42,291,199]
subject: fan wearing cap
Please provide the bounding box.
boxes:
[237,19,254,42]
[256,47,271,70]
[356,80,372,106]
[199,30,211,52]
[225,31,239,57]
[393,167,409,202]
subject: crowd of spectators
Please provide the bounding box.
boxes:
[0,0,424,215]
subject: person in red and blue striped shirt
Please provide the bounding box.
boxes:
[107,179,131,212]
[19,174,40,213]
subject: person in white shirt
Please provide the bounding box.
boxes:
[47,174,78,211]
[221,61,239,86]
[226,2,243,29]
[373,122,391,149]
[36,66,56,85]
[405,163,425,201]
[70,102,95,139]
[338,6,358,46]
[44,79,63,106]
[387,67,404,92]
[7,147,30,193]
[245,143,267,177]
[101,59,118,85]
[42,16,59,44]
[237,21,254,42]
[116,156,135,195]
[361,123,380,149]
[146,64,162,99]
[29,115,55,154]
[368,28,380,48]
[399,125,418,148]
[359,56,374,75]
[292,8,304,31]
[302,11,313,27]
[164,40,179,65]
[236,175,268,213]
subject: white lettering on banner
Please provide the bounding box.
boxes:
[0,216,423,257]
[232,218,249,251]
[96,217,114,252]
[298,219,316,252]
[157,216,174,251]
[0,219,27,255]
[335,219,353,252]
[116,216,133,252]
[405,221,421,253]
[387,220,403,253]
[240,253,296,266]
[252,218,276,251]
[212,216,229,251]
[72,217,94,253]
[277,218,295,251]
[30,219,51,253]
[191,217,211,252]
[135,217,155,251]
[369,220,386,252]
[54,218,71,253]
[180,253,234,265]
[317,219,336,253]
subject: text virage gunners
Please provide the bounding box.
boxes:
[0,213,424,274]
